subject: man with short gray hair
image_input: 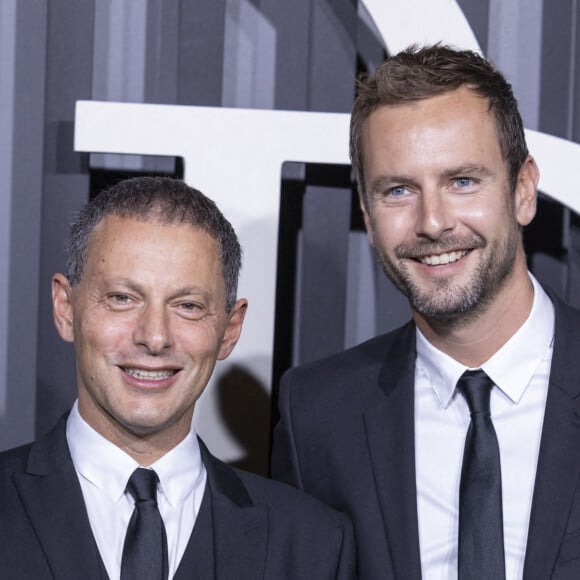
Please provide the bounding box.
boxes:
[0,176,355,579]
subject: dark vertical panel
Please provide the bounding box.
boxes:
[262,0,357,112]
[356,11,387,72]
[37,175,90,432]
[539,0,574,138]
[572,0,580,142]
[538,1,580,303]
[272,163,305,396]
[142,0,180,173]
[307,0,358,112]
[524,196,567,300]
[1,1,48,449]
[145,0,179,104]
[286,1,358,361]
[296,185,351,365]
[264,0,360,370]
[36,0,95,438]
[178,0,226,105]
[374,271,412,336]
[567,2,580,304]
[260,0,312,110]
[568,216,580,308]
[457,0,489,54]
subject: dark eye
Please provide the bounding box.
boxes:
[105,293,134,310]
[176,301,206,320]
[111,294,130,303]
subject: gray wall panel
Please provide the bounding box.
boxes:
[0,1,47,449]
[295,186,352,365]
[572,0,580,142]
[223,0,276,108]
[145,0,179,105]
[457,0,489,53]
[308,0,357,112]
[36,0,94,437]
[178,0,227,105]
[539,0,575,139]
[356,2,387,70]
[0,1,17,424]
[260,0,312,110]
[37,176,90,436]
[488,0,543,129]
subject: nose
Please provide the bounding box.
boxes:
[416,189,455,240]
[133,303,173,354]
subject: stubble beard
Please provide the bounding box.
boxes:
[377,227,521,325]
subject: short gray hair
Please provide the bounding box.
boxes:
[67,176,242,311]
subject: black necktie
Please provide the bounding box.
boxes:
[457,369,505,580]
[121,468,169,580]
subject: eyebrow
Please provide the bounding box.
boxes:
[368,174,420,195]
[441,164,496,179]
[104,279,212,300]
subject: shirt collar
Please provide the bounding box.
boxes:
[66,401,204,508]
[416,274,555,407]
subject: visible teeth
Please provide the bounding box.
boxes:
[420,250,467,266]
[124,368,176,380]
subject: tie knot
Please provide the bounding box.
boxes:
[126,468,159,503]
[456,369,493,415]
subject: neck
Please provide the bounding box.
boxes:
[113,431,184,467]
[413,257,534,368]
[77,402,192,467]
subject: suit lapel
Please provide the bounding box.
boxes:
[200,441,267,580]
[364,322,422,580]
[523,295,580,580]
[13,416,107,579]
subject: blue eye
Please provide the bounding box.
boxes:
[389,186,407,197]
[454,177,474,188]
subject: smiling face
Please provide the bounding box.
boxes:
[52,215,246,457]
[360,87,538,325]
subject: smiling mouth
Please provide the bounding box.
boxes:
[123,368,178,380]
[418,250,469,266]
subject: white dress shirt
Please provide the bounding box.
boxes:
[415,274,554,580]
[66,402,207,580]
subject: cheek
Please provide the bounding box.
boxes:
[462,200,513,234]
[175,325,224,360]
[76,316,131,358]
[370,211,410,252]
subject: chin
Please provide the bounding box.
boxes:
[118,410,172,434]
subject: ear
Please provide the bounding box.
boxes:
[514,155,539,227]
[359,190,375,247]
[218,298,248,360]
[52,273,75,343]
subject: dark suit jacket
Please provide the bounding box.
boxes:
[0,416,355,579]
[271,292,580,579]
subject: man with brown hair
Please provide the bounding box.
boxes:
[272,45,580,579]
